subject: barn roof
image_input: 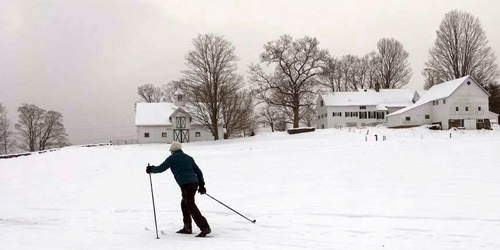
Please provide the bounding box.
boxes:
[388,75,487,116]
[135,103,178,126]
[320,88,416,107]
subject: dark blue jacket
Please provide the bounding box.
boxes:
[150,150,204,186]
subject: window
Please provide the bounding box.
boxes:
[405,116,411,121]
[321,124,325,129]
[466,107,469,112]
[456,107,459,111]
[144,132,150,138]
[320,100,324,107]
[176,117,186,128]
[178,95,183,101]
[478,106,482,111]
[162,132,167,138]
[368,111,376,119]
[195,132,201,137]
[425,115,430,119]
[332,112,341,117]
[359,112,367,119]
[443,99,446,104]
[478,119,484,123]
[354,112,358,117]
[467,81,471,85]
[377,112,385,119]
[360,106,366,110]
[345,112,350,117]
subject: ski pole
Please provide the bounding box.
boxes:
[148,164,160,239]
[205,193,256,224]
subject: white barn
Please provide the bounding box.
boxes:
[316,88,420,129]
[387,76,495,130]
[135,95,224,144]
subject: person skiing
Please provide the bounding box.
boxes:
[146,141,211,237]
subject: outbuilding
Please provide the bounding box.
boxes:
[387,76,492,130]
[135,94,223,143]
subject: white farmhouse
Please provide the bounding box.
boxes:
[316,86,420,129]
[135,94,224,144]
[387,76,496,130]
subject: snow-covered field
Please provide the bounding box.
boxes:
[1,127,500,250]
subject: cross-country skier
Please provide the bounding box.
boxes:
[146,141,211,237]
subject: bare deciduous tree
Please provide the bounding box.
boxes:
[423,10,500,90]
[16,104,44,152]
[250,35,329,128]
[338,55,358,91]
[180,34,243,140]
[274,114,288,132]
[15,104,69,152]
[258,104,280,132]
[221,90,255,138]
[138,83,163,103]
[38,110,68,150]
[319,56,342,92]
[240,112,259,137]
[422,68,440,90]
[0,103,15,154]
[300,106,317,127]
[376,38,412,89]
[161,81,183,102]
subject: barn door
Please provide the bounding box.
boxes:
[464,119,477,130]
[173,129,190,143]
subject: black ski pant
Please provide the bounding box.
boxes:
[180,183,210,230]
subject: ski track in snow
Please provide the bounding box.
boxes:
[1,127,500,249]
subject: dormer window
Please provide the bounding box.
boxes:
[176,117,186,128]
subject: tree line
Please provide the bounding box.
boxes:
[0,103,69,155]
[137,10,500,138]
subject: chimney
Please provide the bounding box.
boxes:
[375,83,381,92]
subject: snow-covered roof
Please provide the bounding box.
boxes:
[388,76,480,116]
[135,103,178,126]
[376,104,388,111]
[321,89,416,107]
[416,90,428,97]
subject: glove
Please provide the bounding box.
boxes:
[146,165,154,174]
[198,185,206,195]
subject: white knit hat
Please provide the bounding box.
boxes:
[170,141,182,152]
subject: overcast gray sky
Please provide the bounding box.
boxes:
[1,0,499,145]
